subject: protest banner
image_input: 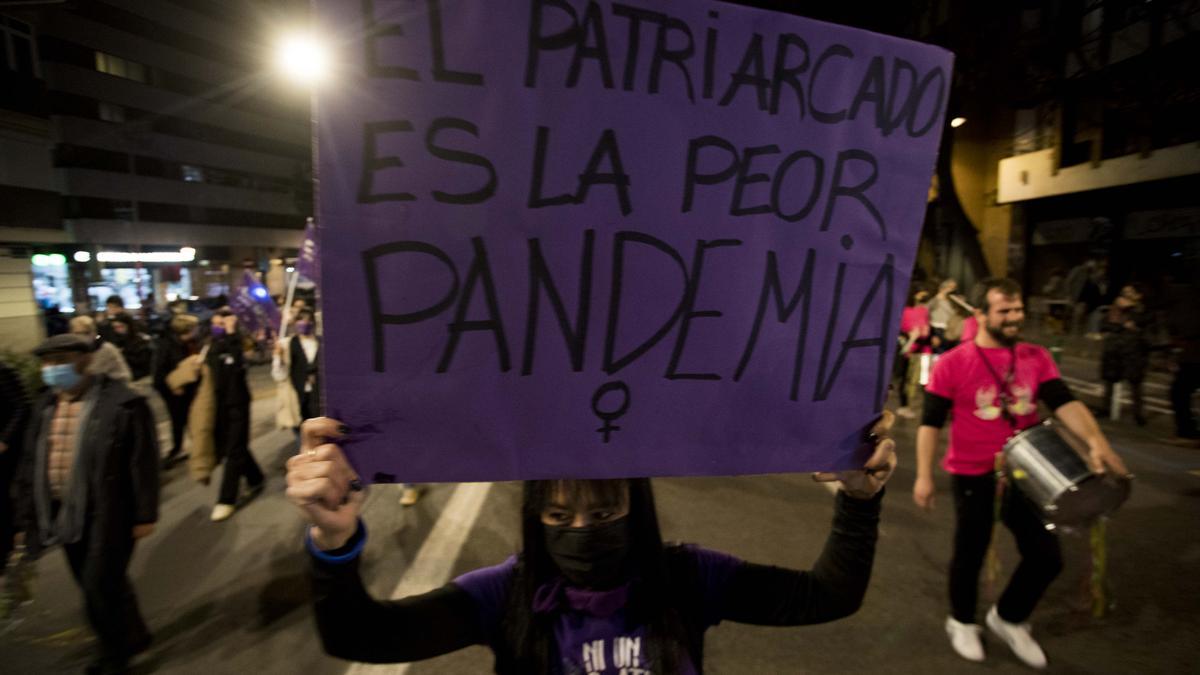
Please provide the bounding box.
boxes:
[230,271,281,338]
[281,218,319,340]
[314,0,953,483]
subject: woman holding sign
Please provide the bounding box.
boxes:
[286,415,896,673]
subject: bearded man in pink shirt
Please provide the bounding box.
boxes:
[912,278,1128,670]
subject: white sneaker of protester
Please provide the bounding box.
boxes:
[210,504,235,522]
[986,605,1047,669]
[945,616,985,662]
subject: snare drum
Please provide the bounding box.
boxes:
[1002,420,1131,531]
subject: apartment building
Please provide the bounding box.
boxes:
[1,0,311,348]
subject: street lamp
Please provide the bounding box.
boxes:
[274,32,330,86]
[950,117,967,128]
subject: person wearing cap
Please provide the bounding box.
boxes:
[14,333,158,674]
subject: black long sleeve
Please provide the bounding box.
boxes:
[0,363,29,447]
[122,396,160,525]
[720,489,882,625]
[13,394,48,539]
[310,534,486,663]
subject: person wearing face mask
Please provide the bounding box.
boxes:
[14,334,158,674]
[912,278,1129,669]
[285,414,897,674]
[273,308,322,427]
[167,311,265,521]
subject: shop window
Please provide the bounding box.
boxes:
[1,15,39,78]
[94,50,147,83]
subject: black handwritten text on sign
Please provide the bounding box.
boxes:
[315,0,952,482]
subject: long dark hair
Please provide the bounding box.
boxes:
[498,479,700,674]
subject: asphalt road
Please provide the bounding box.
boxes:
[2,367,1198,674]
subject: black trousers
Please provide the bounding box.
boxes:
[299,388,320,421]
[1171,363,1200,438]
[217,405,263,505]
[949,473,1063,624]
[62,528,150,665]
[1103,379,1145,421]
[163,391,194,456]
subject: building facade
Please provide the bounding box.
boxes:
[949,1,1199,309]
[0,0,310,348]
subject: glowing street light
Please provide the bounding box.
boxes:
[275,32,330,86]
[950,117,967,128]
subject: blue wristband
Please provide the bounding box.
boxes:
[306,520,367,564]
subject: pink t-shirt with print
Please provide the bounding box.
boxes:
[925,341,1061,476]
[900,305,932,354]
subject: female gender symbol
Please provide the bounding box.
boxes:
[591,381,631,443]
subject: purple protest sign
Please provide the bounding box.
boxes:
[295,218,319,282]
[314,1,953,483]
[231,271,281,337]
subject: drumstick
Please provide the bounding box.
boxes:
[949,294,975,313]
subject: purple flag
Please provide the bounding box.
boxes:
[314,1,953,483]
[231,271,281,336]
[295,218,319,282]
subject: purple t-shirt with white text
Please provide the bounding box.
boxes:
[453,546,741,675]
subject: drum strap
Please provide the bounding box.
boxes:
[975,344,1019,431]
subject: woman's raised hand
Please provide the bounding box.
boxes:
[814,411,898,500]
[286,417,364,550]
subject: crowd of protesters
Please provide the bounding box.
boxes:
[0,272,1193,673]
[0,289,331,673]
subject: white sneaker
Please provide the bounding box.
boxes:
[210,504,235,522]
[986,605,1047,669]
[945,616,985,662]
[896,406,916,419]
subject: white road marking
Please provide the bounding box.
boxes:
[344,481,493,675]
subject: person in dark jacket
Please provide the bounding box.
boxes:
[153,314,201,467]
[286,415,896,674]
[15,334,158,675]
[0,360,31,574]
[1099,284,1152,425]
[207,310,264,522]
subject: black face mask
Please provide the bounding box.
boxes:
[544,516,632,589]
